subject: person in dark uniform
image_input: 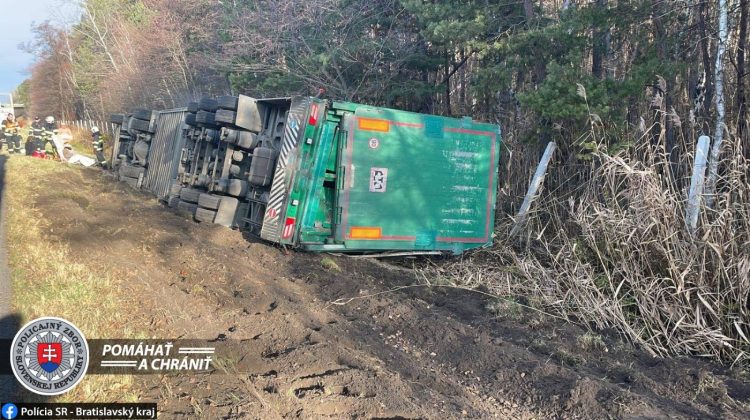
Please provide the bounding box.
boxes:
[41,116,58,158]
[91,126,107,168]
[31,116,44,153]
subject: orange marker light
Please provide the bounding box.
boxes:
[349,227,382,239]
[357,118,390,132]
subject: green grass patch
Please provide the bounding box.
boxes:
[320,256,341,271]
[4,157,137,401]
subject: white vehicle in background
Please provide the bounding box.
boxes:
[0,93,14,121]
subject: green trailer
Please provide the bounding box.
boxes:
[258,98,501,254]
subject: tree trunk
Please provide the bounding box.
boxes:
[698,1,714,125]
[444,51,452,116]
[705,0,729,208]
[592,0,608,79]
[738,0,748,159]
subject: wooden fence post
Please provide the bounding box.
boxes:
[511,142,557,237]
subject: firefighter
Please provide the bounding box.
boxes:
[91,126,107,167]
[31,116,44,153]
[41,115,58,158]
[2,113,21,155]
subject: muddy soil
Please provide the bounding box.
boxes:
[23,165,750,418]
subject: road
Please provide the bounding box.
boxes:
[0,155,19,400]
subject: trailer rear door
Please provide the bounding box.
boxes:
[335,106,500,253]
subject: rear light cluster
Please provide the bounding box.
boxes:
[282,217,296,239]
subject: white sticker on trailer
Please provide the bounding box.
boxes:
[369,167,388,193]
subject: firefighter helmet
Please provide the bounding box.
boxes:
[45,116,54,124]
[91,126,100,134]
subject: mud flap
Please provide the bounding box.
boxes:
[235,95,262,133]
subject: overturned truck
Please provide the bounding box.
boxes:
[111,96,501,254]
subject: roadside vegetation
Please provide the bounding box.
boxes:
[4,158,140,401]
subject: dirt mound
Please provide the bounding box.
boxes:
[21,165,750,418]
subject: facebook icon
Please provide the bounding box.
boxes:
[1,403,17,420]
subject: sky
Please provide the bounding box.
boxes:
[0,0,80,98]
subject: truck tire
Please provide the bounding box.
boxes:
[169,181,183,197]
[195,207,217,223]
[215,109,236,125]
[167,196,181,208]
[119,165,145,178]
[132,109,152,120]
[110,114,125,124]
[214,196,239,227]
[196,111,216,125]
[130,118,153,133]
[179,188,201,204]
[198,193,221,210]
[217,96,239,111]
[185,113,197,126]
[177,200,198,216]
[199,98,218,112]
[187,102,200,113]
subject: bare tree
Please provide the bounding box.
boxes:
[705,0,729,208]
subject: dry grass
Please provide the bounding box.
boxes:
[4,157,139,401]
[420,136,750,367]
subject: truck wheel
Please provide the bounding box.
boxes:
[217,96,239,111]
[132,109,152,120]
[199,98,218,112]
[110,114,125,124]
[169,181,183,197]
[213,196,239,227]
[187,102,200,113]
[177,200,198,216]
[215,109,236,125]
[130,118,153,133]
[195,207,217,223]
[179,188,201,204]
[119,165,145,178]
[196,111,216,125]
[198,193,221,210]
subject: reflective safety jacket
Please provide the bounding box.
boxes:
[92,132,104,151]
[41,122,58,139]
[31,121,43,138]
[2,118,19,136]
